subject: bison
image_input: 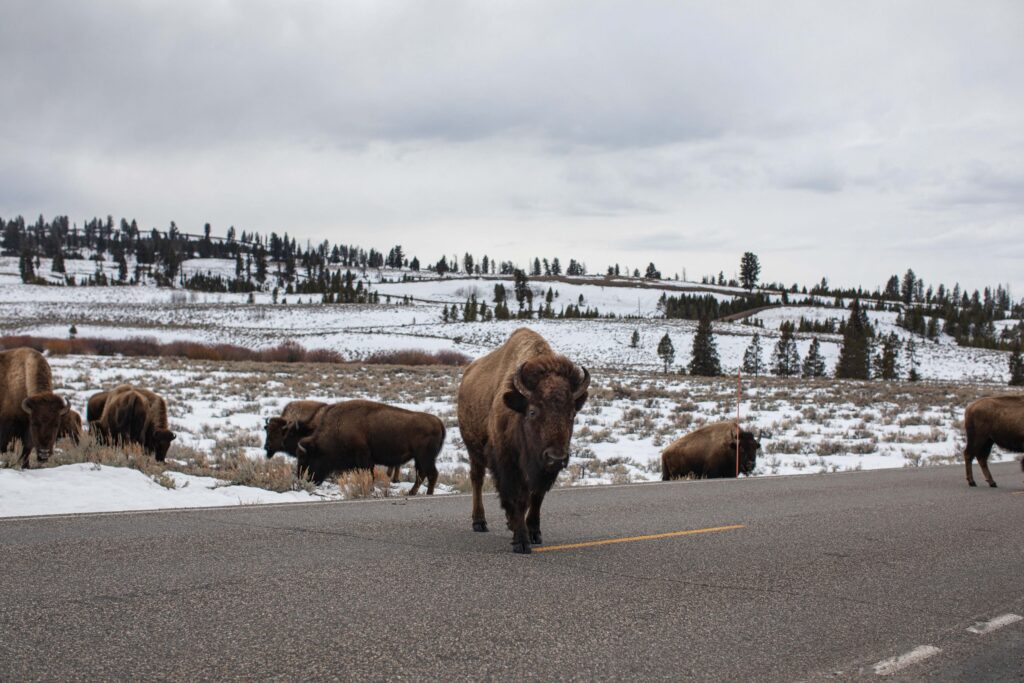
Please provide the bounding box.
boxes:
[661,421,760,481]
[457,327,590,554]
[963,395,1024,488]
[58,408,84,444]
[295,399,445,493]
[0,347,70,467]
[264,400,328,458]
[96,385,176,461]
[267,400,403,482]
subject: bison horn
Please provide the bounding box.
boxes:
[61,396,71,415]
[572,366,591,400]
[512,363,533,400]
[21,398,32,414]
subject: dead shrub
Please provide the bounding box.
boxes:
[336,468,392,499]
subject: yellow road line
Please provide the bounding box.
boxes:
[534,524,745,553]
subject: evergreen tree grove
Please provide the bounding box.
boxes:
[801,337,827,378]
[657,333,675,373]
[835,300,872,379]
[742,333,765,377]
[688,317,721,376]
[771,322,801,376]
[1009,342,1024,386]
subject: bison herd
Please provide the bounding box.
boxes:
[3,328,1024,553]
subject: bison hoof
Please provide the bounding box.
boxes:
[529,529,542,545]
[968,481,977,487]
[989,482,998,488]
[512,540,532,554]
[472,520,489,533]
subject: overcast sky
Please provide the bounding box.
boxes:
[2,1,1022,294]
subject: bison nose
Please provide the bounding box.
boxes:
[37,449,53,461]
[543,448,568,466]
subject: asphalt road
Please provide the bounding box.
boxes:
[2,462,1022,682]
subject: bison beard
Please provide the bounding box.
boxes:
[457,328,590,554]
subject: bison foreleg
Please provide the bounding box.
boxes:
[526,490,546,545]
[498,481,531,554]
[469,457,488,532]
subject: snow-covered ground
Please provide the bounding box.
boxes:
[1,260,1021,517]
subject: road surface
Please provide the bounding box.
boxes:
[2,462,1022,681]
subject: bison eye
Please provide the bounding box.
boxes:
[528,407,538,419]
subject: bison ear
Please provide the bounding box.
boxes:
[503,390,529,414]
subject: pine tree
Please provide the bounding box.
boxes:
[51,249,65,274]
[689,317,721,376]
[644,263,661,280]
[873,332,902,380]
[742,333,765,377]
[19,248,36,283]
[630,329,640,348]
[906,337,921,381]
[740,252,761,291]
[771,322,801,376]
[801,337,827,378]
[1009,342,1024,386]
[835,300,872,379]
[657,333,675,373]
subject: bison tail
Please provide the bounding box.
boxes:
[662,467,670,482]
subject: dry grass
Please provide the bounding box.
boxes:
[335,468,393,499]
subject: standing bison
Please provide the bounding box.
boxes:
[662,421,760,480]
[457,328,590,554]
[95,385,176,461]
[295,399,445,493]
[264,400,328,458]
[963,395,1024,488]
[1,347,70,467]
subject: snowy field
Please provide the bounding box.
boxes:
[1,262,1021,517]
[1,353,1019,517]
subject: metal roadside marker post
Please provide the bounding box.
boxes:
[736,368,741,477]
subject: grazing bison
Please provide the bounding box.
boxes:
[268,400,403,482]
[295,400,445,492]
[58,408,84,444]
[97,385,176,461]
[661,421,760,481]
[0,347,70,467]
[963,395,1024,488]
[457,327,590,554]
[264,400,328,458]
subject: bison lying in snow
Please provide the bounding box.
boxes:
[94,385,176,461]
[457,327,590,554]
[295,400,445,492]
[0,347,70,467]
[662,421,760,480]
[963,395,1024,488]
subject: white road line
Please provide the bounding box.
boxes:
[967,613,1023,635]
[873,646,942,676]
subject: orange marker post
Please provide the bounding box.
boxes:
[736,368,741,477]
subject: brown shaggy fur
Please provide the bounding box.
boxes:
[58,409,84,444]
[661,421,760,480]
[264,400,328,458]
[295,399,444,492]
[963,395,1024,487]
[0,347,69,467]
[97,384,176,461]
[457,327,590,554]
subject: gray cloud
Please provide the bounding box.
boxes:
[1,0,1023,293]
